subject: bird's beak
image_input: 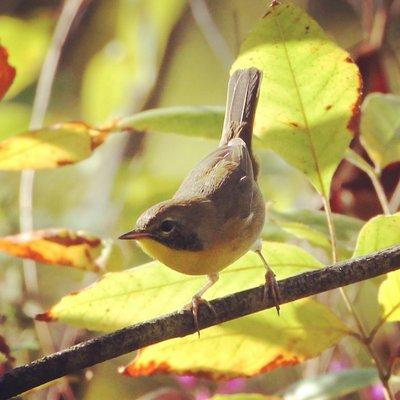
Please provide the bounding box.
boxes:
[118,229,151,240]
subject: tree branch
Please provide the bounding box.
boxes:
[1,245,400,399]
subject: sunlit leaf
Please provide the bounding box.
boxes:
[284,368,379,400]
[38,242,348,378]
[232,1,361,196]
[0,122,110,170]
[36,241,322,328]
[122,298,347,379]
[0,229,105,272]
[0,45,15,100]
[0,102,31,141]
[0,16,51,99]
[81,0,186,123]
[119,106,224,139]
[353,214,400,324]
[353,213,400,257]
[360,93,400,170]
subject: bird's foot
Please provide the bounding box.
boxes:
[184,295,217,337]
[263,269,281,315]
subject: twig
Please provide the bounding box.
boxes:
[346,149,391,216]
[190,0,233,70]
[322,194,394,399]
[1,245,400,399]
[389,179,400,214]
[18,0,88,398]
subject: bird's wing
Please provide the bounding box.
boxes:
[174,138,254,218]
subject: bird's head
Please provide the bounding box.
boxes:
[119,199,213,251]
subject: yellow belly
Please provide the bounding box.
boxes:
[137,237,250,275]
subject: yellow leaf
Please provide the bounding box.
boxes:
[232,1,361,196]
[37,242,322,329]
[37,242,348,377]
[122,299,347,379]
[0,122,109,170]
[0,229,104,272]
[353,214,400,323]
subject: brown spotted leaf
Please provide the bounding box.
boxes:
[0,122,111,170]
[0,229,104,272]
[232,1,361,196]
[122,299,348,379]
[42,240,349,378]
[0,45,15,100]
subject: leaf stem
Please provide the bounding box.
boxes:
[346,149,391,215]
[389,178,400,213]
[322,194,394,400]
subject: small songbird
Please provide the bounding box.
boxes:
[119,68,280,330]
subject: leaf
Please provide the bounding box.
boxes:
[232,1,361,196]
[270,209,363,258]
[360,93,400,170]
[38,242,347,378]
[0,16,51,99]
[122,299,347,379]
[0,45,15,100]
[353,213,400,257]
[119,106,224,139]
[81,0,186,123]
[0,122,110,170]
[352,214,400,324]
[36,241,323,328]
[0,103,31,141]
[283,368,379,400]
[0,229,105,272]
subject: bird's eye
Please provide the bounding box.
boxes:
[160,220,175,234]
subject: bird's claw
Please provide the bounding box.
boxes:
[184,295,217,337]
[263,269,281,315]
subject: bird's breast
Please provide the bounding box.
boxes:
[136,231,255,276]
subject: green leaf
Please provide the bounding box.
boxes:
[360,93,400,170]
[0,122,110,170]
[119,106,224,139]
[284,368,379,400]
[0,229,105,272]
[81,0,186,123]
[353,214,400,325]
[0,102,31,141]
[36,241,323,329]
[0,16,51,99]
[353,213,400,257]
[270,209,363,258]
[232,1,361,196]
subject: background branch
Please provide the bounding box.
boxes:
[1,245,400,399]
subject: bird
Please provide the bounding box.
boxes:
[119,68,280,332]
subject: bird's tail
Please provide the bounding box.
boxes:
[220,68,262,175]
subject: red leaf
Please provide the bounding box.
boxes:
[0,45,15,100]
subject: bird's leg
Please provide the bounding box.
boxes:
[255,249,281,315]
[185,273,219,336]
